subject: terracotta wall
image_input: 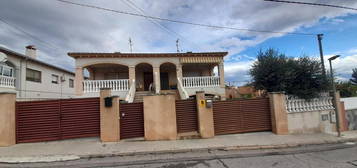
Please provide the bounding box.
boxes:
[143,95,177,140]
[0,92,16,146]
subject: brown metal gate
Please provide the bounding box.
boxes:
[120,102,145,139]
[60,98,100,139]
[16,98,100,143]
[213,98,272,135]
[176,99,198,133]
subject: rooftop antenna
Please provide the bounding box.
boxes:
[129,37,133,53]
[176,39,180,53]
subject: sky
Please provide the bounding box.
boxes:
[0,0,356,85]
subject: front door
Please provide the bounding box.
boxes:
[160,72,169,90]
[143,72,153,91]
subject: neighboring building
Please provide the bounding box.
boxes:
[225,86,264,99]
[68,52,228,102]
[0,46,75,100]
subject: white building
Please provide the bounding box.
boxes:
[0,46,75,100]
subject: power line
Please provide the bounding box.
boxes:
[122,0,203,51]
[120,0,181,39]
[0,17,61,50]
[55,0,316,36]
[264,0,357,11]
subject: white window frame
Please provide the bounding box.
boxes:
[69,78,74,88]
[52,74,59,84]
[0,64,14,77]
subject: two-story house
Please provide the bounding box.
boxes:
[0,46,75,100]
[68,51,228,102]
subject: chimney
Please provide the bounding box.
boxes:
[25,45,37,59]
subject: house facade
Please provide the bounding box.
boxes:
[0,46,75,100]
[68,52,228,102]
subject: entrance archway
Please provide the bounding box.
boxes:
[135,63,153,91]
[159,62,177,90]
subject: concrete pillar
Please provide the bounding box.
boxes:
[143,95,177,140]
[268,92,289,135]
[176,64,183,80]
[339,101,348,132]
[129,66,136,86]
[218,62,225,88]
[333,91,346,133]
[196,91,215,138]
[0,92,16,146]
[75,67,84,96]
[153,67,160,94]
[100,89,120,142]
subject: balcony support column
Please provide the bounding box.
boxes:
[129,66,136,86]
[176,64,183,80]
[75,67,84,96]
[153,67,160,94]
[218,62,225,88]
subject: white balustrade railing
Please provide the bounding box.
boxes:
[285,93,334,113]
[0,75,15,88]
[83,79,129,93]
[182,76,220,88]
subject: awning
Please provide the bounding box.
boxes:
[180,57,223,63]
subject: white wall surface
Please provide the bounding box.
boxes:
[287,110,336,134]
[341,97,357,110]
[2,54,75,100]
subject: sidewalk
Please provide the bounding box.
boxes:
[0,131,357,163]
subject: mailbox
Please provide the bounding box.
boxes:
[104,96,119,108]
[104,97,113,107]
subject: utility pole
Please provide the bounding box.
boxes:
[176,39,180,53]
[317,34,326,78]
[129,38,133,53]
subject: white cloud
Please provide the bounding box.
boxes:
[223,49,357,84]
[323,54,357,81]
[0,0,356,76]
[224,60,255,84]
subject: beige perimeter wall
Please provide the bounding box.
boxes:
[143,94,177,140]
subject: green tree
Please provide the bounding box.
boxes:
[250,48,328,99]
[351,68,357,85]
[336,81,357,97]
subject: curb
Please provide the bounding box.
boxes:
[79,137,357,159]
[1,137,357,164]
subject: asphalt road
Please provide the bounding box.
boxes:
[2,142,357,168]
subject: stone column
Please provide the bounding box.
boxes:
[0,92,16,146]
[153,67,160,94]
[100,88,120,142]
[128,66,136,86]
[176,64,183,80]
[196,91,215,138]
[218,62,225,88]
[268,92,289,135]
[75,67,84,96]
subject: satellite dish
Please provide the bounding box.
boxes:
[0,52,7,63]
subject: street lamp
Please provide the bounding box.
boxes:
[328,55,340,137]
